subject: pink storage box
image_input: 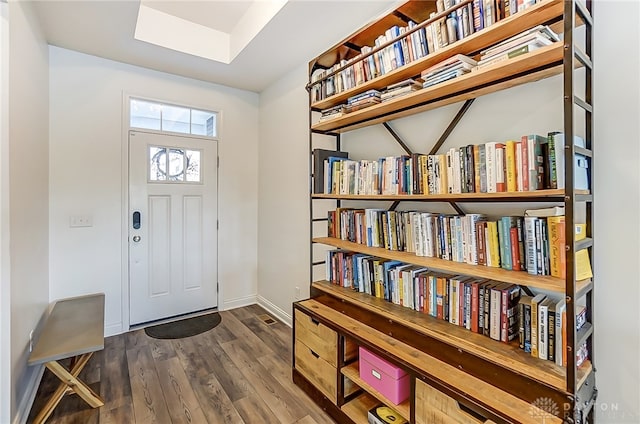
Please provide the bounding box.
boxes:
[359,346,409,405]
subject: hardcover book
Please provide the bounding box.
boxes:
[313,149,348,194]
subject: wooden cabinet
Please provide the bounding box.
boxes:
[414,379,489,424]
[294,0,596,423]
[294,307,358,404]
[295,309,339,366]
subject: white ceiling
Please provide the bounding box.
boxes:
[32,0,398,93]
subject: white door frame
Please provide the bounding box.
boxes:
[120,92,223,333]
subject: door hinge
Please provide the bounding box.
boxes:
[217,283,219,294]
[217,220,219,230]
[217,156,220,168]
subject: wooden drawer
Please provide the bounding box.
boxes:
[415,379,493,424]
[295,309,338,365]
[295,339,337,403]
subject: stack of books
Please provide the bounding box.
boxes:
[345,89,381,113]
[381,79,423,102]
[477,25,560,69]
[319,104,346,122]
[421,54,477,88]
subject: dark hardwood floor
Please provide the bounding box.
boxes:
[27,304,335,424]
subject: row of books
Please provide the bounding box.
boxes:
[326,249,521,341]
[317,132,589,196]
[381,79,423,102]
[310,0,546,103]
[327,207,592,278]
[325,250,589,367]
[317,26,553,119]
[319,88,385,121]
[420,54,477,88]
[318,78,423,120]
[518,293,588,366]
[477,25,559,69]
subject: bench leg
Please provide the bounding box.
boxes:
[33,352,104,424]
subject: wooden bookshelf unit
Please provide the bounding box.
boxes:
[293,0,596,423]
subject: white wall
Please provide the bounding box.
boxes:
[49,46,259,336]
[592,1,640,422]
[0,2,10,422]
[8,1,50,421]
[257,1,640,421]
[257,64,310,324]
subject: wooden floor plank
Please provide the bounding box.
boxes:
[206,317,238,344]
[295,416,321,424]
[82,350,102,385]
[172,336,214,382]
[28,305,331,424]
[258,353,337,424]
[101,335,132,409]
[99,402,135,424]
[193,372,245,424]
[124,329,149,351]
[220,311,274,357]
[192,328,253,402]
[233,394,281,424]
[148,338,177,362]
[241,315,291,361]
[228,304,257,320]
[155,357,207,424]
[172,333,244,423]
[126,345,172,424]
[222,339,308,423]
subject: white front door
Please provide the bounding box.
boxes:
[129,130,218,325]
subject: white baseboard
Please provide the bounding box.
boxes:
[13,365,44,424]
[105,322,124,337]
[257,295,292,327]
[222,294,257,311]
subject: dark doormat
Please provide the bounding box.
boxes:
[144,313,222,339]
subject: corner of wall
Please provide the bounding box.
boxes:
[12,365,44,424]
[257,295,292,327]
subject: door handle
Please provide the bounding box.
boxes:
[133,211,141,229]
[133,235,141,242]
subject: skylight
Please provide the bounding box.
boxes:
[134,0,288,64]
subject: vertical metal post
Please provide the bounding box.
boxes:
[308,89,314,290]
[584,0,595,385]
[562,0,577,399]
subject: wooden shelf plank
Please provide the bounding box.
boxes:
[341,362,410,421]
[313,237,566,292]
[340,392,380,424]
[577,360,593,390]
[311,189,591,202]
[300,299,562,423]
[312,42,564,133]
[312,280,567,389]
[310,0,564,111]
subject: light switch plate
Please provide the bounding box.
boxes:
[69,215,93,227]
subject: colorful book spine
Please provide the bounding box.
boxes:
[505,140,517,192]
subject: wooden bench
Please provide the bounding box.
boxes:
[28,293,105,424]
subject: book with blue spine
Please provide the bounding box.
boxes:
[383,260,403,301]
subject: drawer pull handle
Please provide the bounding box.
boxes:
[310,350,320,359]
[371,369,381,380]
[311,318,320,326]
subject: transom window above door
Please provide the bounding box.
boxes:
[130,98,218,138]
